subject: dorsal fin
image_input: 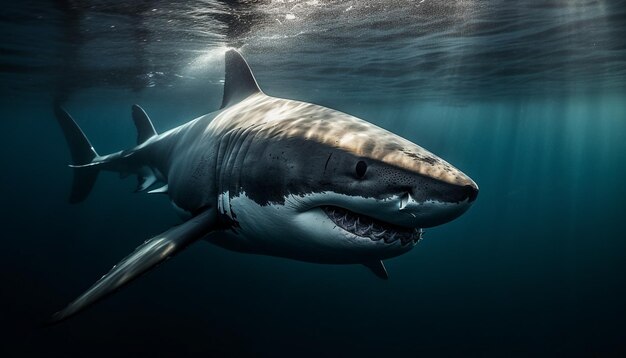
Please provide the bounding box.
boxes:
[220,49,262,109]
[131,104,157,144]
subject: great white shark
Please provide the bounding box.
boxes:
[51,50,478,322]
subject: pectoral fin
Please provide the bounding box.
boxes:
[363,260,389,280]
[51,211,214,323]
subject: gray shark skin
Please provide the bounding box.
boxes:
[51,50,478,322]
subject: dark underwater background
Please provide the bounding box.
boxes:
[1,1,626,357]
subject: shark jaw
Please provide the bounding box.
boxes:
[212,190,476,263]
[321,205,423,246]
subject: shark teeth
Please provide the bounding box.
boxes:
[322,206,423,246]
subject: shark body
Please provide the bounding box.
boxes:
[52,50,478,321]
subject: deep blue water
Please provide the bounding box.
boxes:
[1,1,626,357]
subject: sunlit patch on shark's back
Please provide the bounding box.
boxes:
[212,93,475,188]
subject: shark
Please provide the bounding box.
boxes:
[51,50,478,322]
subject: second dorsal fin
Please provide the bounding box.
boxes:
[220,49,262,109]
[131,104,157,144]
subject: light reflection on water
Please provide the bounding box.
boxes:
[1,0,624,102]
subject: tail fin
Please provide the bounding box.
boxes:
[54,106,100,204]
[131,104,157,144]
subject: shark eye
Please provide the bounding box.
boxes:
[355,160,368,178]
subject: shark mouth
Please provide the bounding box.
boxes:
[321,206,423,246]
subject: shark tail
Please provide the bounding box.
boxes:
[55,105,164,202]
[54,106,100,204]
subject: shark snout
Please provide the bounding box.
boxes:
[394,178,478,228]
[400,183,478,210]
[463,183,479,203]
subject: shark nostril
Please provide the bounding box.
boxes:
[464,185,479,203]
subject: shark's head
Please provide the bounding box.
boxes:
[211,50,478,264]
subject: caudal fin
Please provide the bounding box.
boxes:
[54,106,100,204]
